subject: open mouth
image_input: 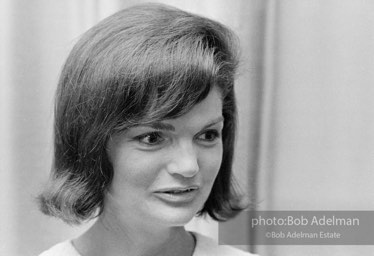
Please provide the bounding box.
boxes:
[153,186,199,203]
[162,188,197,194]
[155,186,199,194]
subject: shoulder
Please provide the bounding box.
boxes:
[38,241,81,256]
[192,232,257,256]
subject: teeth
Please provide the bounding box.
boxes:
[166,188,193,194]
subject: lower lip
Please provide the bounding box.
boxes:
[153,189,199,204]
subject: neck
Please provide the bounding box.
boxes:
[73,213,195,256]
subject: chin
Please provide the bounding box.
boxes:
[148,205,200,227]
[133,188,212,228]
[148,197,206,227]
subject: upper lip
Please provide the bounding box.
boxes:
[154,186,199,193]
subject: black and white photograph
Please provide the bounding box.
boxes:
[1,0,373,255]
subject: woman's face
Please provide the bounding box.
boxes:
[105,88,223,228]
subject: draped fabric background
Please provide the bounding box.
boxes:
[1,0,373,255]
[255,1,374,255]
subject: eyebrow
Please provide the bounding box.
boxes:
[138,116,224,132]
[145,122,175,131]
[202,116,224,130]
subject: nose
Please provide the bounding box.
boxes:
[167,143,199,178]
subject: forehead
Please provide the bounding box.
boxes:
[158,88,222,125]
[132,88,223,130]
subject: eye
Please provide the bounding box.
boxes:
[196,129,221,143]
[135,132,165,146]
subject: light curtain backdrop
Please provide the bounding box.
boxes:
[1,0,373,255]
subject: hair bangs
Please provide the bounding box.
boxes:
[114,34,222,128]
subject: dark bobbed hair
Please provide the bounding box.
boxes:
[38,3,245,224]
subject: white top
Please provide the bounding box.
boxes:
[39,232,256,256]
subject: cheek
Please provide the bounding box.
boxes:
[200,147,223,183]
[110,149,164,191]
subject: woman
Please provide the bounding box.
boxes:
[38,3,254,256]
